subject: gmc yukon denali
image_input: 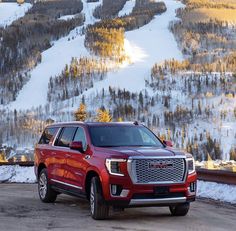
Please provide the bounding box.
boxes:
[34,122,197,220]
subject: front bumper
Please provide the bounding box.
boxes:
[101,170,197,207]
[106,196,195,208]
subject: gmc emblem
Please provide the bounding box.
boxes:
[148,160,173,169]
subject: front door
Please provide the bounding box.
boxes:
[64,126,88,192]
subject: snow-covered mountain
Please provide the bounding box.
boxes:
[0,0,235,162]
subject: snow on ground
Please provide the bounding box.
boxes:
[0,166,36,183]
[83,0,184,96]
[0,3,32,28]
[198,180,236,204]
[118,0,135,17]
[9,0,101,111]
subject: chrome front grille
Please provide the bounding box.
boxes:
[128,157,186,184]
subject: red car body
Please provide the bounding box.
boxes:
[35,122,197,219]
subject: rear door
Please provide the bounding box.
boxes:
[64,126,89,192]
[51,126,77,187]
[35,127,59,178]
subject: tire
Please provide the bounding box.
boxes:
[90,176,109,220]
[38,168,57,203]
[169,202,190,216]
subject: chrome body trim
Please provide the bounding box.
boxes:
[51,179,82,190]
[129,197,187,206]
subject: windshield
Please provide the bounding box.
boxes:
[89,125,164,148]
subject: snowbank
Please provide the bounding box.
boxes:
[0,166,36,183]
[0,3,32,28]
[197,180,236,204]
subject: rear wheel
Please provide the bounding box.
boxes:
[38,168,57,203]
[169,202,190,216]
[90,176,109,220]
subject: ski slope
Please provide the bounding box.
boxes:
[10,0,183,110]
[10,0,101,110]
[83,0,184,96]
[0,2,32,28]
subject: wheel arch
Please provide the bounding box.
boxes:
[37,163,47,179]
[85,170,100,200]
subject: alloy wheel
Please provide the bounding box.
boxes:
[39,173,47,199]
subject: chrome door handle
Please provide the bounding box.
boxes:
[66,154,71,157]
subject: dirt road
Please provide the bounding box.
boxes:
[0,184,235,231]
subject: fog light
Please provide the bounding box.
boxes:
[111,184,123,196]
[190,182,196,192]
[110,185,127,197]
[111,185,117,195]
[188,182,196,195]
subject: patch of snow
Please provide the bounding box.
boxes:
[197,180,236,204]
[83,0,101,26]
[0,166,36,183]
[118,0,135,17]
[58,14,80,21]
[0,3,32,28]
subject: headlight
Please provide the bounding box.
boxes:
[187,157,195,174]
[105,158,126,176]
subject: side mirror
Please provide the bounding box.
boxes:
[69,141,84,153]
[163,140,173,147]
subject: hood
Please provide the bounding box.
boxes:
[94,146,187,158]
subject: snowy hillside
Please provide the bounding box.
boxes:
[9,0,182,110]
[10,0,101,110]
[0,0,235,162]
[83,0,184,95]
[0,2,32,27]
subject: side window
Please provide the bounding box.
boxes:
[73,127,87,151]
[39,127,58,144]
[55,127,77,147]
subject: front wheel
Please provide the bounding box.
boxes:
[90,176,109,220]
[38,168,57,203]
[169,202,190,216]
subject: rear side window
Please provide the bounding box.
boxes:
[55,127,77,147]
[39,127,58,144]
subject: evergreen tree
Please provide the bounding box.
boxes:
[96,109,112,122]
[74,103,87,121]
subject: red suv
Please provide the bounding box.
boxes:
[34,122,197,220]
